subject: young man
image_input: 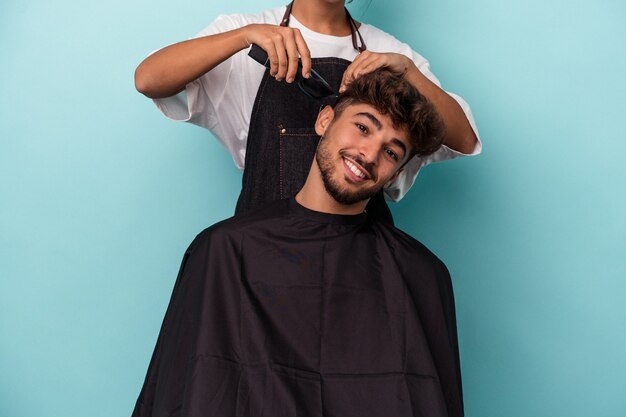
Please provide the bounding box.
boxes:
[132,68,464,417]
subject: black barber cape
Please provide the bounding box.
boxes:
[132,198,463,417]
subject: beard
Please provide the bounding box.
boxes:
[315,133,385,205]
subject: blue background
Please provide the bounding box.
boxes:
[1,0,625,416]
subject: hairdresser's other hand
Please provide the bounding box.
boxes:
[242,24,311,82]
[339,51,412,92]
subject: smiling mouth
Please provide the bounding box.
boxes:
[343,157,371,182]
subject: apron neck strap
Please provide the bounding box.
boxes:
[281,1,367,52]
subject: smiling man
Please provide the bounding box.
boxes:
[132,68,464,417]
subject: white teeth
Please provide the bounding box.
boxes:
[345,159,366,179]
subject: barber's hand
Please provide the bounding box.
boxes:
[242,24,311,83]
[340,51,413,92]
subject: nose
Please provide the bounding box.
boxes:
[358,137,380,166]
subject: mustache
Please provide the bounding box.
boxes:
[340,151,377,181]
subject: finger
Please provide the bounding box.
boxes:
[284,32,300,83]
[262,41,280,77]
[339,63,356,92]
[340,51,373,89]
[353,58,382,78]
[350,53,388,79]
[340,54,371,92]
[293,29,311,78]
[348,50,371,72]
[273,35,289,81]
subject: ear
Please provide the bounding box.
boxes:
[315,105,335,136]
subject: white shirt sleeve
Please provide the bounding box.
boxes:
[153,14,236,127]
[382,44,482,202]
[152,14,256,169]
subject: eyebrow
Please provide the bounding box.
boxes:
[355,112,382,130]
[355,112,407,157]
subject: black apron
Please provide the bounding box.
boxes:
[235,2,393,224]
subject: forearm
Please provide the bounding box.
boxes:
[404,66,478,154]
[134,27,250,99]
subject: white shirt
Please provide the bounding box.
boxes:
[154,6,481,202]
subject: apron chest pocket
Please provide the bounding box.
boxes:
[278,127,320,199]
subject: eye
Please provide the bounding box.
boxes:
[355,123,368,134]
[385,147,399,161]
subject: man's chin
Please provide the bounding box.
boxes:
[323,181,380,206]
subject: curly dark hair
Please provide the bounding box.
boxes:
[333,67,445,157]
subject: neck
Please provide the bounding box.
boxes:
[295,161,369,215]
[290,0,352,36]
